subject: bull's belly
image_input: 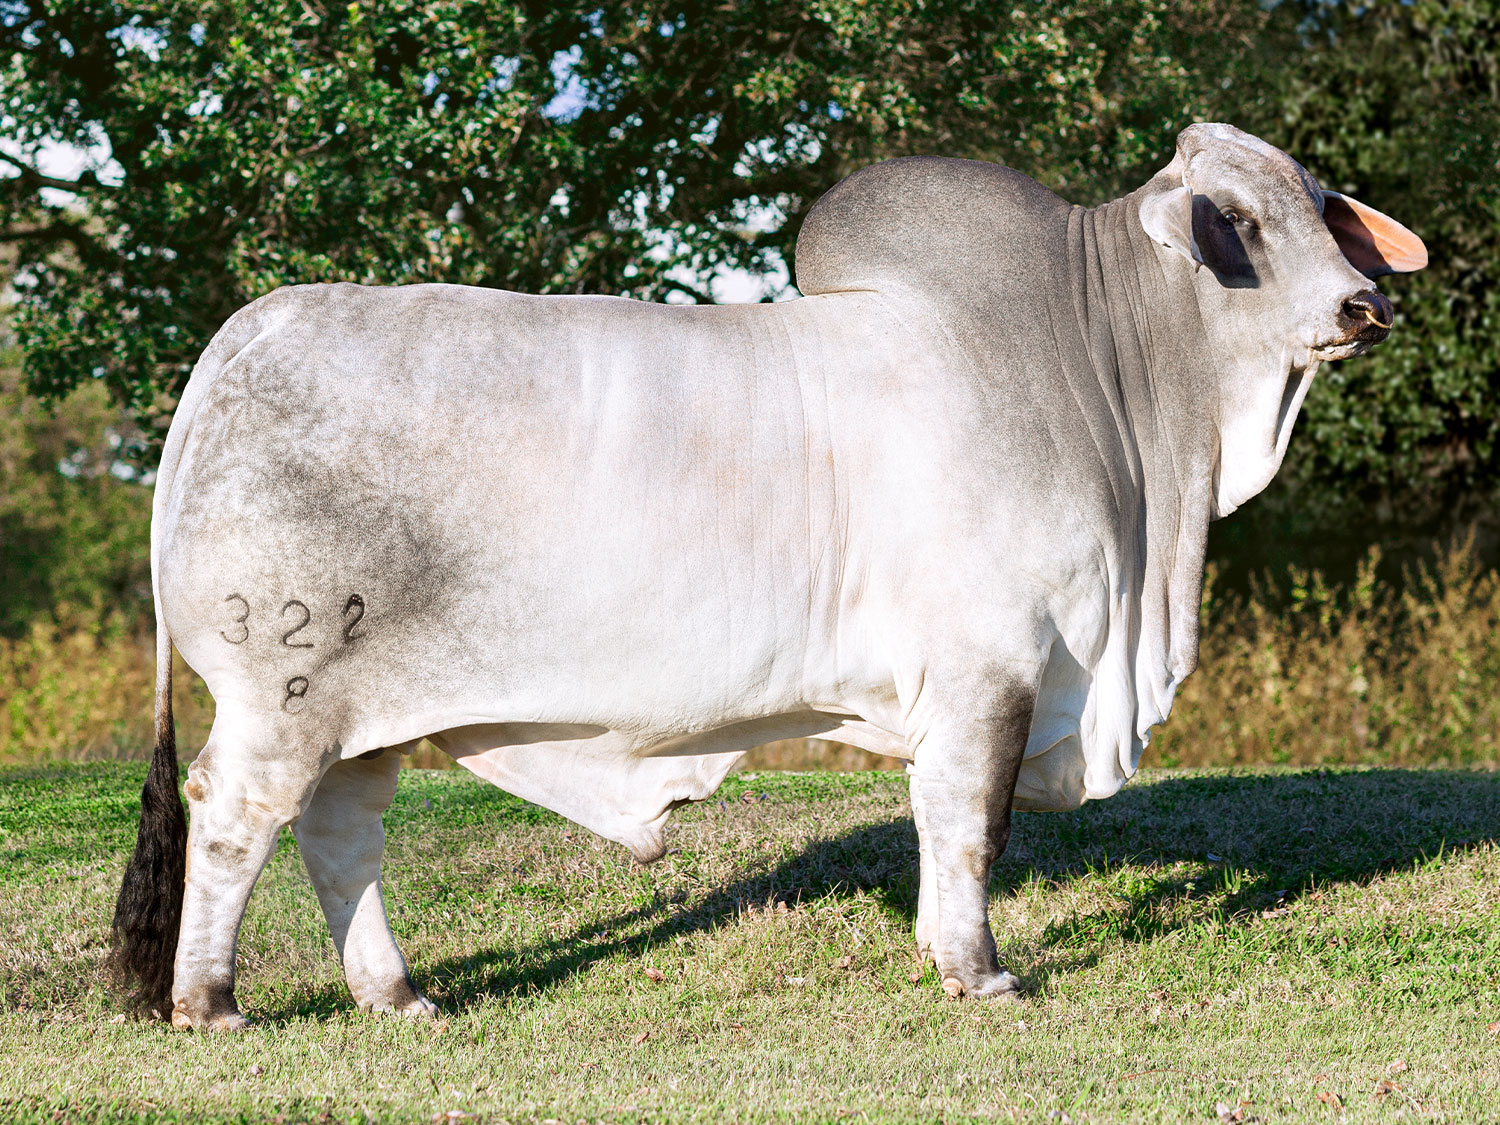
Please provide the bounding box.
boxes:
[424,709,909,862]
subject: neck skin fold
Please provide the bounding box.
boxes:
[1064,192,1222,689]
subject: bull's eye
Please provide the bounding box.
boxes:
[1220,208,1244,226]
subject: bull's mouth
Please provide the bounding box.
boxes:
[1310,336,1376,362]
[1312,300,1393,361]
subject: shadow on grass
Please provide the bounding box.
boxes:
[271,767,1500,1019]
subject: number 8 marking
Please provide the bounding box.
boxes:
[283,676,310,713]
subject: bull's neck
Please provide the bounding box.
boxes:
[1064,193,1220,682]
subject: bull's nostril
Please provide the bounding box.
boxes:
[1343,290,1393,331]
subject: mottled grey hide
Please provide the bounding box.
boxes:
[131,123,1425,1027]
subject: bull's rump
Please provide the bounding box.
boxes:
[158,283,895,754]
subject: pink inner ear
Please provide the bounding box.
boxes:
[1322,191,1429,276]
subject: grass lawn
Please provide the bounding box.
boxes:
[0,761,1497,1123]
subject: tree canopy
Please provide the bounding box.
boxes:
[1242,0,1500,531]
[2,0,1279,422]
[2,0,1496,541]
[0,349,150,634]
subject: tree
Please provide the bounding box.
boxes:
[2,0,1281,452]
[0,348,151,634]
[1206,0,1500,576]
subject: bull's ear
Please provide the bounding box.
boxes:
[1139,185,1202,267]
[1322,191,1428,277]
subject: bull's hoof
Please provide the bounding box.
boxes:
[392,993,439,1019]
[941,970,1023,1001]
[170,998,251,1032]
[357,989,439,1019]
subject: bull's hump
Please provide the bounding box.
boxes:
[795,157,1072,298]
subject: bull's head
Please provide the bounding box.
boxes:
[1138,122,1427,515]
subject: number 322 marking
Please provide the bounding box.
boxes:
[219,593,368,650]
[218,592,368,713]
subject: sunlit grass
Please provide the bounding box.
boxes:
[1,762,1497,1122]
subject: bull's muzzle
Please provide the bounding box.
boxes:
[1340,290,1394,343]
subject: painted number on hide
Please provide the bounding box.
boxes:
[280,600,315,648]
[283,676,310,713]
[220,594,250,645]
[342,594,366,643]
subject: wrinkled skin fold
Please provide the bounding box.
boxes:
[109,123,1425,1026]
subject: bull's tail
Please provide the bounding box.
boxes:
[110,616,186,1016]
[107,293,283,1016]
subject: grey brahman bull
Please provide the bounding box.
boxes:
[112,123,1426,1028]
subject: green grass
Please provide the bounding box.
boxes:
[1,763,1498,1123]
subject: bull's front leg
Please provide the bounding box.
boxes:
[908,680,1034,1000]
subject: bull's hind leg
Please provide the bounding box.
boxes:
[172,739,326,1030]
[293,748,435,1017]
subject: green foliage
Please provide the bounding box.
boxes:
[0,347,218,760]
[1233,0,1500,530]
[1153,537,1500,769]
[0,350,151,635]
[2,0,1278,442]
[0,619,214,764]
